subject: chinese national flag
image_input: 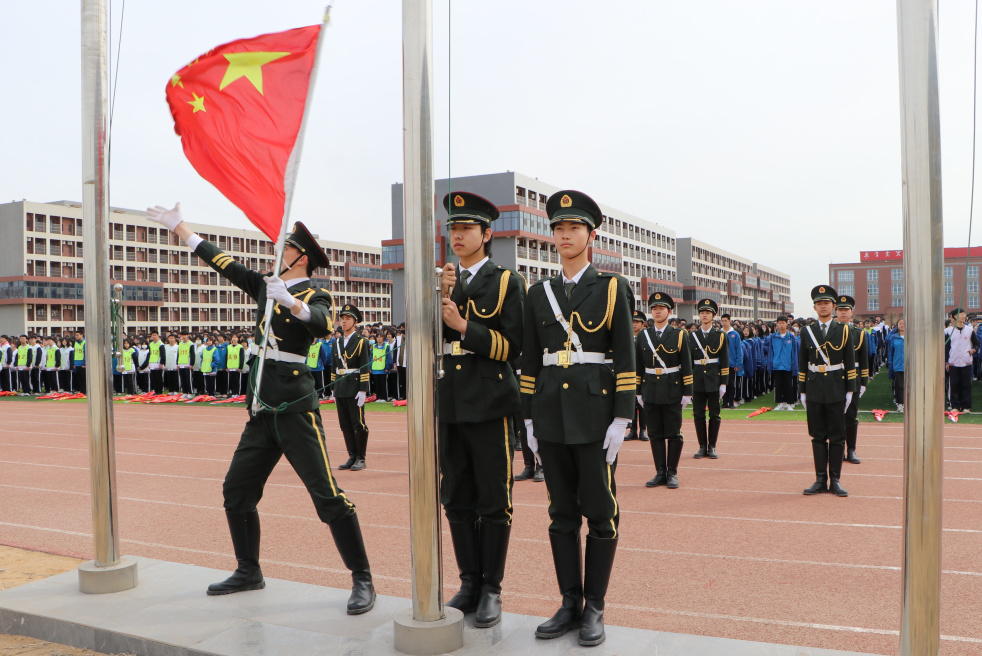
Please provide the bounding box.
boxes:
[166,25,321,241]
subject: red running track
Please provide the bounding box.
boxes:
[0,401,980,654]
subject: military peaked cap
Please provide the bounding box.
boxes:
[285,222,331,271]
[648,291,675,310]
[811,285,837,303]
[835,295,856,310]
[697,298,719,314]
[633,309,647,323]
[443,192,500,227]
[339,304,363,323]
[546,190,604,230]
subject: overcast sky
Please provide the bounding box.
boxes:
[2,1,980,315]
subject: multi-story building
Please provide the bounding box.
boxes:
[384,172,682,321]
[830,248,982,321]
[676,238,793,321]
[0,200,391,336]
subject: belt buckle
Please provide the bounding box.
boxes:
[557,351,571,366]
[451,341,462,356]
[700,358,707,366]
[818,365,826,373]
[655,368,663,375]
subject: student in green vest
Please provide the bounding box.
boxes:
[201,336,218,397]
[72,331,86,394]
[28,335,42,394]
[16,335,31,395]
[117,338,138,395]
[226,334,246,397]
[370,332,392,401]
[0,335,13,392]
[176,331,195,398]
[40,337,60,394]
[147,331,164,395]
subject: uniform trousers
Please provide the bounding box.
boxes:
[644,402,683,439]
[845,390,860,428]
[311,370,325,397]
[217,370,228,396]
[44,370,58,393]
[149,369,164,395]
[949,365,973,410]
[74,366,86,394]
[164,370,179,393]
[137,371,150,393]
[723,370,738,407]
[893,371,905,405]
[227,371,242,396]
[193,370,204,394]
[30,368,41,394]
[204,373,217,397]
[17,369,30,393]
[692,390,721,423]
[397,366,407,400]
[335,396,368,457]
[515,413,534,468]
[773,370,796,404]
[0,368,11,392]
[178,368,193,395]
[223,410,355,524]
[806,400,847,445]
[537,440,618,539]
[439,418,515,525]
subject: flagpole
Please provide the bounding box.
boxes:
[78,0,137,593]
[251,6,332,414]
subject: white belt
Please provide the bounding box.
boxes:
[542,351,608,366]
[693,358,719,366]
[645,366,680,375]
[249,342,307,364]
[338,368,359,374]
[442,341,475,356]
[808,363,843,373]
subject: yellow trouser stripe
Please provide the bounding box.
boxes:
[504,417,513,524]
[309,412,338,497]
[606,462,618,538]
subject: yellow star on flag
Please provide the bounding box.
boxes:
[219,52,290,95]
[171,74,183,88]
[187,93,206,113]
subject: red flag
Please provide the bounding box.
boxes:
[871,409,888,422]
[166,26,321,241]
[747,407,772,418]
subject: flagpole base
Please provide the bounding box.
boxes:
[393,607,463,655]
[78,558,138,594]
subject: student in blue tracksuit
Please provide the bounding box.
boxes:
[887,319,906,410]
[721,314,743,408]
[752,327,766,396]
[767,316,799,410]
[320,336,335,399]
[211,336,228,397]
[741,326,756,403]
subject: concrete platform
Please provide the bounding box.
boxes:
[0,557,882,656]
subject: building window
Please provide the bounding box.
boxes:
[945,294,954,305]
[838,283,854,296]
[970,281,981,294]
[867,269,878,282]
[867,283,878,297]
[968,265,979,278]
[944,266,953,279]
[944,281,954,294]
[892,282,903,296]
[893,297,904,307]
[970,295,980,308]
[892,268,903,281]
[838,270,854,283]
[867,297,879,311]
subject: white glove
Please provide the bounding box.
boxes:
[719,384,727,398]
[265,275,295,308]
[681,395,692,411]
[844,392,853,412]
[859,386,866,398]
[356,391,366,407]
[800,393,807,410]
[603,417,631,464]
[524,419,542,465]
[636,394,643,407]
[146,203,184,231]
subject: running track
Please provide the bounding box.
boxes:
[0,401,980,655]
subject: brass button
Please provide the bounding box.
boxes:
[588,321,593,326]
[459,305,464,311]
[563,383,569,389]
[602,389,607,395]
[285,318,291,323]
[456,364,462,370]
[498,373,503,379]
[482,308,487,312]
[293,370,299,376]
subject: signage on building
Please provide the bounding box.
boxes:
[861,250,903,261]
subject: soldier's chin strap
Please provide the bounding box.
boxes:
[279,253,304,276]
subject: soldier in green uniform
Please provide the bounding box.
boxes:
[799,285,856,498]
[689,299,729,459]
[519,190,635,647]
[835,295,867,464]
[436,191,526,628]
[146,203,375,615]
[330,305,371,471]
[625,310,649,442]
[637,293,693,489]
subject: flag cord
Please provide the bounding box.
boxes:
[107,0,126,171]
[957,0,979,318]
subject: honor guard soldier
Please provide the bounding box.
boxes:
[835,295,867,464]
[625,310,649,442]
[146,204,375,615]
[637,293,693,488]
[437,191,526,628]
[519,190,635,647]
[689,299,729,459]
[331,305,372,470]
[799,285,856,498]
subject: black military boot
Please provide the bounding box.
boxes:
[579,535,617,646]
[645,438,667,487]
[535,532,582,639]
[328,512,376,614]
[707,418,721,459]
[666,438,684,489]
[475,522,511,628]
[533,464,545,482]
[514,464,535,481]
[445,520,480,614]
[351,430,368,470]
[693,420,707,458]
[207,510,265,595]
[339,430,357,470]
[803,442,830,495]
[845,424,861,463]
[828,443,849,497]
[625,413,639,441]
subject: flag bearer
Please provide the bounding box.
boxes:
[519,190,635,647]
[72,331,86,394]
[147,203,376,615]
[835,295,867,464]
[437,192,525,628]
[331,305,371,470]
[637,293,693,488]
[799,285,856,498]
[688,299,729,459]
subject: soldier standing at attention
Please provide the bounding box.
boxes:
[624,310,649,442]
[436,192,526,628]
[519,190,635,647]
[331,305,371,471]
[835,295,867,464]
[689,299,729,459]
[637,293,693,488]
[146,203,375,615]
[799,285,856,498]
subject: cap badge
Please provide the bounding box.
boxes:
[655,293,661,299]
[560,194,572,208]
[819,287,825,293]
[453,194,465,207]
[841,296,846,302]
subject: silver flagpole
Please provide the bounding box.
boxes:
[78,0,137,593]
[393,0,463,651]
[896,0,944,654]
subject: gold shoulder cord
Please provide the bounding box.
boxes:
[856,329,865,350]
[466,270,511,319]
[569,275,616,334]
[818,324,849,361]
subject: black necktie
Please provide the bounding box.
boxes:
[821,323,827,338]
[564,281,575,298]
[460,270,472,287]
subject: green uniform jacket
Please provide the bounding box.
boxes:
[689,327,730,393]
[194,240,334,414]
[636,325,694,403]
[331,334,372,398]
[848,323,870,389]
[440,260,525,424]
[797,321,857,403]
[519,265,636,445]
